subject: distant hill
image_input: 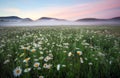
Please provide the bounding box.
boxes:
[76,18,106,21]
[110,17,120,20]
[76,17,120,22]
[22,18,33,22]
[38,17,66,21]
[0,16,32,22]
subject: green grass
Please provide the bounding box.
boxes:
[0,26,120,78]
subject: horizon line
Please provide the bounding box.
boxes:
[0,15,120,21]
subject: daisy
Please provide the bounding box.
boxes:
[13,66,22,77]
[39,76,44,78]
[84,57,88,60]
[20,53,25,57]
[80,57,84,63]
[34,59,39,61]
[24,68,31,73]
[43,63,52,69]
[63,51,67,53]
[63,43,69,46]
[23,57,30,63]
[77,51,82,56]
[57,64,60,71]
[20,46,29,50]
[31,49,36,53]
[33,62,40,67]
[44,56,53,62]
[39,56,44,60]
[48,53,53,58]
[68,52,72,57]
[88,62,93,65]
[39,47,43,50]
[62,65,66,67]
[40,51,43,54]
[3,59,10,64]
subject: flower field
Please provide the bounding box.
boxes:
[0,26,120,78]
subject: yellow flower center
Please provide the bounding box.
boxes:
[25,58,30,62]
[34,63,39,67]
[16,70,20,74]
[31,49,36,52]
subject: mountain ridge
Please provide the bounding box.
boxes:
[38,17,67,21]
[0,16,33,22]
[76,17,120,21]
[0,16,120,22]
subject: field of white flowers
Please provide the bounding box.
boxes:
[0,26,120,78]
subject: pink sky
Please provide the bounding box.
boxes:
[0,0,120,20]
[51,0,120,20]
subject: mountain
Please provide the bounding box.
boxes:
[0,16,21,19]
[37,17,66,21]
[76,17,120,22]
[22,18,33,21]
[110,17,120,20]
[0,16,32,22]
[76,18,106,21]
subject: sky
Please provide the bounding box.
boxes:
[0,0,120,20]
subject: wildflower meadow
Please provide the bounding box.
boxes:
[0,26,120,78]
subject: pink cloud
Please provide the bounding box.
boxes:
[50,0,120,20]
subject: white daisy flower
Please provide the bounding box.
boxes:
[43,63,52,69]
[62,65,66,67]
[39,56,44,60]
[34,59,39,61]
[57,64,61,71]
[88,62,93,65]
[31,49,36,53]
[40,51,43,54]
[77,51,82,56]
[80,57,84,63]
[63,51,67,53]
[48,53,53,57]
[39,76,44,78]
[63,43,69,46]
[44,56,53,62]
[84,57,88,60]
[68,52,72,57]
[20,53,25,57]
[3,59,10,64]
[13,66,22,77]
[24,68,31,73]
[23,57,30,63]
[33,62,40,68]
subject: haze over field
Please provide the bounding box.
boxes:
[0,16,120,26]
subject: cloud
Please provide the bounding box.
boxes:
[51,0,120,19]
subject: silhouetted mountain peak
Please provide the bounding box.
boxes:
[76,18,105,21]
[0,16,33,22]
[76,17,120,22]
[38,17,66,21]
[0,16,21,19]
[23,18,33,21]
[111,17,120,20]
